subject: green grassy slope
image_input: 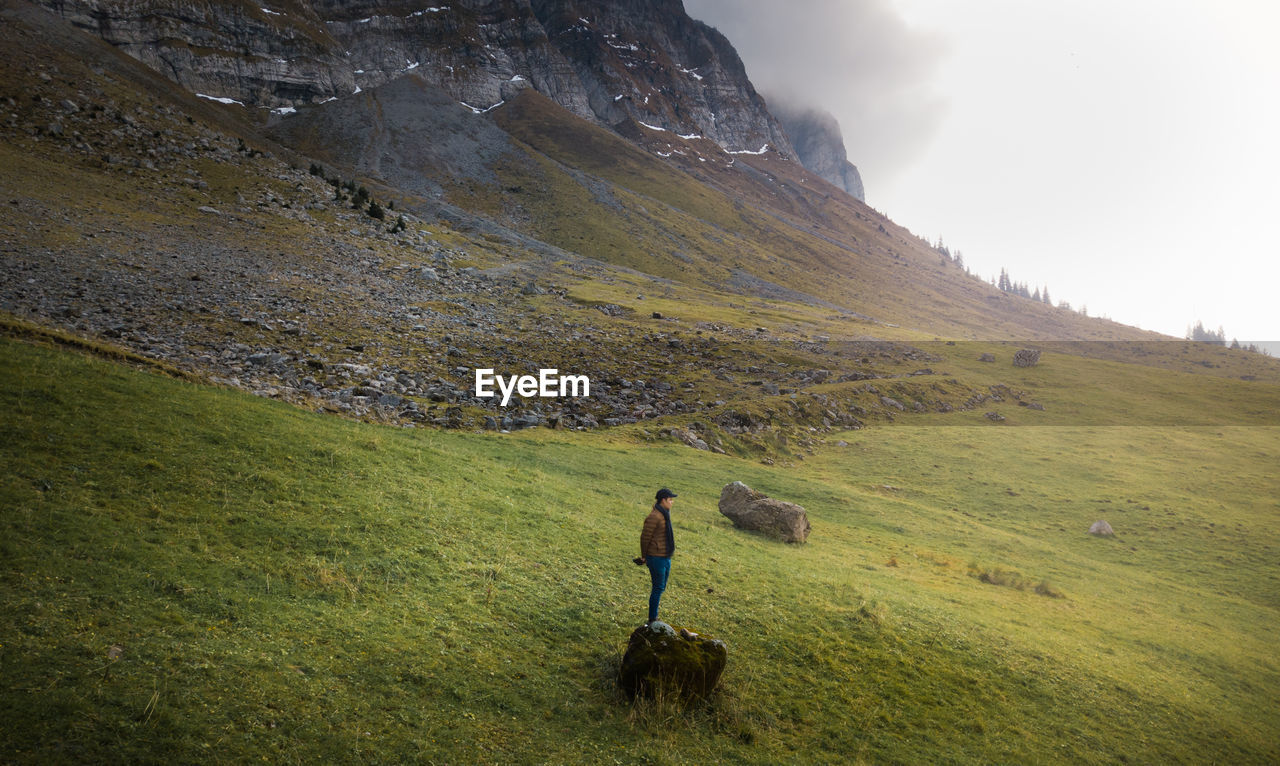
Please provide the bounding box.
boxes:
[3,337,1277,764]
[492,91,1161,341]
[271,79,1163,342]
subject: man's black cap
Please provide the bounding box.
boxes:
[656,488,678,500]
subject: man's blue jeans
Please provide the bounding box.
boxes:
[646,556,671,623]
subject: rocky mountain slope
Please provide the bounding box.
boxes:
[5,0,1276,446]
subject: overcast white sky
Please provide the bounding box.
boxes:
[684,0,1280,343]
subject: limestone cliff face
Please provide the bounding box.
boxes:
[527,0,790,154]
[770,100,864,201]
[34,0,356,104]
[34,0,792,155]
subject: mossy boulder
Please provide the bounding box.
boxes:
[618,621,727,699]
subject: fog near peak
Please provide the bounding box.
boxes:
[683,0,948,200]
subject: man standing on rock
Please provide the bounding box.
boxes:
[638,488,677,625]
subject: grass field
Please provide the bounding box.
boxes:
[2,336,1278,764]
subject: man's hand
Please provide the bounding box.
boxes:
[633,557,645,566]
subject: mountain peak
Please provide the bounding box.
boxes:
[769,98,864,200]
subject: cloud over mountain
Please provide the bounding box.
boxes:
[683,0,948,201]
